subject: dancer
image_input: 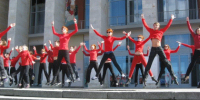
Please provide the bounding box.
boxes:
[156,42,181,85]
[91,25,130,78]
[3,48,13,76]
[183,17,200,82]
[125,34,158,85]
[61,58,72,87]
[127,45,150,87]
[49,40,61,85]
[14,45,34,88]
[69,43,82,81]
[141,14,179,86]
[50,18,77,85]
[29,51,38,86]
[33,46,49,86]
[82,42,102,85]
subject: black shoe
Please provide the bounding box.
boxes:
[197,83,200,88]
[9,79,13,86]
[62,84,65,88]
[155,81,159,85]
[135,83,138,87]
[174,77,179,85]
[151,77,158,83]
[125,79,131,85]
[143,79,146,86]
[68,82,72,87]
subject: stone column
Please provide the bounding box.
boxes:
[43,0,65,87]
[88,0,109,88]
[142,0,160,88]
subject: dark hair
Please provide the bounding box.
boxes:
[195,28,200,34]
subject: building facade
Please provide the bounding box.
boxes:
[0,0,200,88]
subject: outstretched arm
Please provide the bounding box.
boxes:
[91,24,104,38]
[68,18,78,37]
[160,14,174,32]
[83,51,90,56]
[186,17,195,37]
[170,42,181,53]
[4,39,11,49]
[141,36,151,45]
[143,47,150,56]
[74,45,81,53]
[127,45,135,56]
[83,45,90,53]
[0,24,13,38]
[113,42,121,51]
[141,14,152,32]
[181,43,193,49]
[51,21,62,37]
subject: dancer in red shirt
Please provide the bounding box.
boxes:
[141,14,179,86]
[3,48,12,76]
[33,46,49,86]
[183,17,200,82]
[156,42,181,85]
[91,25,130,78]
[14,45,35,88]
[82,42,102,85]
[127,45,150,87]
[125,34,158,85]
[51,18,77,85]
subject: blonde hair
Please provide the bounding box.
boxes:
[164,44,171,50]
[153,22,160,26]
[62,26,68,32]
[1,39,7,46]
[137,35,144,40]
[91,44,96,50]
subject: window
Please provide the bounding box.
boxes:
[30,0,45,34]
[157,0,200,22]
[85,0,90,29]
[127,0,142,23]
[126,37,135,50]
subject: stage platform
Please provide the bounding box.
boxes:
[0,88,199,99]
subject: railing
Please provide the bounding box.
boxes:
[109,14,142,26]
[77,20,89,29]
[158,9,200,22]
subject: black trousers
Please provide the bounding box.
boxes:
[29,67,34,85]
[102,62,117,83]
[53,60,60,83]
[97,52,122,76]
[134,64,144,84]
[71,63,79,79]
[61,64,71,84]
[157,60,176,82]
[48,63,54,80]
[10,67,17,83]
[185,50,200,77]
[0,57,5,77]
[4,67,9,75]
[11,66,22,78]
[38,63,49,84]
[144,47,173,80]
[19,66,29,84]
[86,61,101,83]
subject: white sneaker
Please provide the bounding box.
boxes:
[56,82,61,86]
[65,79,71,83]
[76,78,80,81]
[116,83,118,86]
[91,76,98,80]
[32,75,35,80]
[100,84,103,87]
[122,73,126,77]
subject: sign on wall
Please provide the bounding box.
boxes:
[65,0,78,26]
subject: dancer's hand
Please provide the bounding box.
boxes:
[118,41,122,45]
[51,21,54,26]
[97,42,100,46]
[32,61,35,64]
[127,45,130,50]
[122,31,127,35]
[12,47,14,51]
[8,38,11,41]
[15,46,18,50]
[147,46,150,50]
[10,23,16,27]
[74,18,77,23]
[101,41,104,44]
[127,31,131,37]
[44,43,46,46]
[171,14,175,20]
[90,24,94,30]
[80,42,84,46]
[33,46,36,50]
[176,41,181,46]
[141,14,144,19]
[49,40,51,44]
[186,17,189,21]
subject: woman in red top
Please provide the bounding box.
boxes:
[3,49,12,76]
[184,17,200,82]
[141,14,179,86]
[156,42,181,85]
[15,45,34,88]
[82,42,102,85]
[127,45,149,87]
[69,43,82,81]
[51,18,77,85]
[91,25,130,78]
[33,46,49,86]
[125,34,157,85]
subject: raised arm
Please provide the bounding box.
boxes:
[128,36,137,43]
[15,49,20,53]
[51,21,62,37]
[128,50,135,56]
[44,45,48,53]
[143,47,150,56]
[141,36,151,45]
[82,51,90,56]
[0,26,11,38]
[141,14,152,32]
[68,18,78,37]
[74,45,81,53]
[50,44,54,50]
[170,45,180,53]
[160,15,174,32]
[83,45,90,53]
[96,42,102,52]
[186,17,195,37]
[4,39,11,49]
[91,24,104,38]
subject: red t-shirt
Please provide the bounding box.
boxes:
[83,45,101,61]
[69,46,81,63]
[0,40,10,57]
[128,36,150,52]
[187,21,200,49]
[164,46,180,61]
[15,50,33,66]
[44,46,54,63]
[50,44,59,57]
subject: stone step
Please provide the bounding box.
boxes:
[0,88,199,99]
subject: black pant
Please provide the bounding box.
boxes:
[4,67,9,75]
[19,66,29,84]
[61,64,71,84]
[144,47,173,79]
[48,63,54,80]
[97,52,122,76]
[86,61,101,83]
[0,56,5,77]
[71,63,79,79]
[185,50,200,77]
[10,67,17,84]
[53,60,60,83]
[157,60,176,82]
[38,63,49,84]
[11,66,22,78]
[29,67,34,85]
[102,62,117,83]
[134,64,144,84]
